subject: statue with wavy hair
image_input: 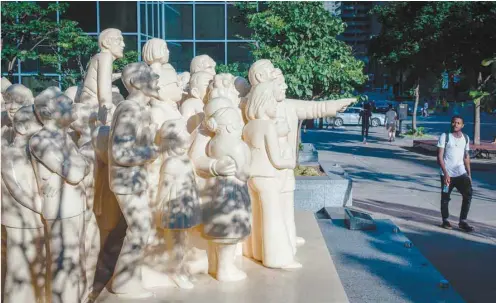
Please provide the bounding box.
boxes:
[242,80,301,269]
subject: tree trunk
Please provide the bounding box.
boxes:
[296,120,304,166]
[412,79,420,131]
[474,72,482,145]
[474,101,481,145]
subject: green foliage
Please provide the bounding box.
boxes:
[370,2,496,98]
[1,2,98,89]
[114,51,139,73]
[216,63,250,79]
[294,165,322,177]
[405,126,426,137]
[235,2,366,100]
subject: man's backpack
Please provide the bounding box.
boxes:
[444,131,469,149]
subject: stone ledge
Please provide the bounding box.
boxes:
[96,212,349,303]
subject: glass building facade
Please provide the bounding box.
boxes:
[6,1,256,86]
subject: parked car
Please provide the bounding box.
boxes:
[332,107,385,127]
[374,100,392,113]
[404,101,424,116]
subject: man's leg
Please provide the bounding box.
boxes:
[453,174,474,231]
[111,191,153,298]
[440,175,455,228]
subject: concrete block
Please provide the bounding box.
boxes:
[344,208,376,231]
[298,143,319,163]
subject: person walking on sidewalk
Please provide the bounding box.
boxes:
[436,115,474,232]
[358,103,372,144]
[384,104,397,142]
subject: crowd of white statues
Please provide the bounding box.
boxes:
[1,28,354,302]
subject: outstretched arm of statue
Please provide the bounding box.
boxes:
[111,104,158,167]
[97,53,114,108]
[286,98,356,120]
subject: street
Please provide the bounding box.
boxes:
[303,112,496,303]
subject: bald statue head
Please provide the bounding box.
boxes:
[248,59,276,86]
[121,62,160,100]
[98,28,125,59]
[190,55,216,76]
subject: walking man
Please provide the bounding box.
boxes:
[384,104,397,142]
[436,115,474,232]
[358,103,372,144]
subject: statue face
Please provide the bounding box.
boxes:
[142,71,161,100]
[159,79,183,103]
[160,46,170,64]
[191,74,212,101]
[109,34,125,59]
[203,61,216,76]
[273,76,287,102]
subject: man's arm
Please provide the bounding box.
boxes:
[285,98,356,120]
[464,141,471,180]
[97,53,114,107]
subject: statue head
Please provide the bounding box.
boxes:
[248,59,276,86]
[272,69,287,102]
[1,77,12,93]
[99,28,125,59]
[156,118,190,156]
[190,55,216,76]
[158,67,183,103]
[234,76,251,98]
[34,87,76,128]
[205,106,244,137]
[3,84,34,120]
[204,97,234,120]
[121,62,160,100]
[245,80,278,121]
[13,105,42,137]
[209,73,240,107]
[142,38,169,65]
[178,72,191,92]
[189,71,213,103]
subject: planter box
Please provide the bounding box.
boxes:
[294,164,353,212]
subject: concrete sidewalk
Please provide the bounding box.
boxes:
[302,126,496,303]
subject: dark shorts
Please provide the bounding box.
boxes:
[387,123,396,131]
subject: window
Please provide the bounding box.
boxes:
[227,4,253,40]
[22,76,59,94]
[227,43,252,64]
[196,42,225,65]
[62,1,98,32]
[164,4,193,39]
[100,1,138,33]
[195,4,225,40]
[124,35,138,52]
[168,42,194,72]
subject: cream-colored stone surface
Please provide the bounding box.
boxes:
[95,211,349,303]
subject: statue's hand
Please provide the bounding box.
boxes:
[338,98,356,111]
[213,156,237,176]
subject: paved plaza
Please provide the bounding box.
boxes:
[303,115,496,303]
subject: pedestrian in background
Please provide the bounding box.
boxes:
[358,103,372,144]
[437,115,474,232]
[384,104,397,142]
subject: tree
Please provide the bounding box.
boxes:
[370,2,496,134]
[235,2,366,106]
[1,2,98,90]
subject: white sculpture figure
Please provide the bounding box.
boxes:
[2,84,34,145]
[190,54,216,76]
[247,60,355,252]
[1,77,13,111]
[29,87,90,303]
[242,80,300,269]
[203,104,251,282]
[180,71,213,133]
[178,71,191,100]
[1,105,45,303]
[79,28,125,125]
[70,102,101,295]
[142,38,184,123]
[145,118,202,289]
[108,62,160,298]
[64,85,81,103]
